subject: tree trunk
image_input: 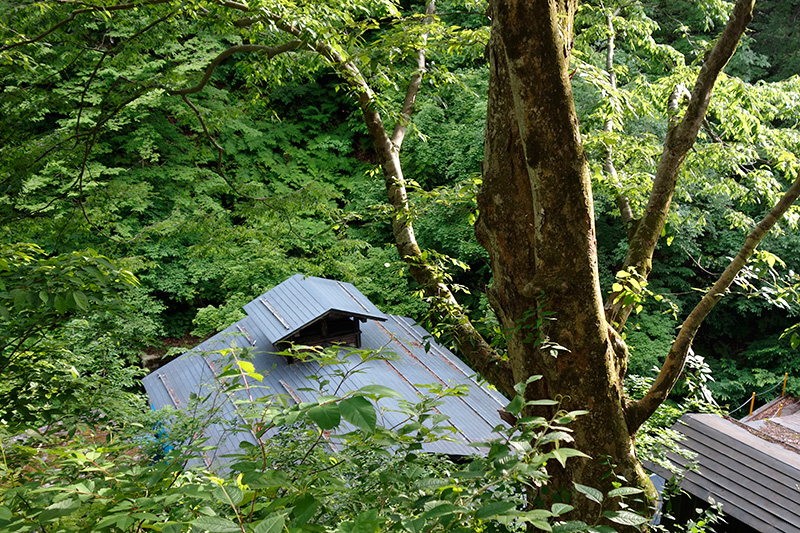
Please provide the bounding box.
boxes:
[477,0,656,519]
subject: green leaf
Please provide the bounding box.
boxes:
[308,403,341,430]
[0,506,12,520]
[358,384,402,399]
[54,294,68,314]
[587,526,617,533]
[604,510,649,526]
[791,332,799,350]
[552,521,588,533]
[73,290,89,311]
[39,498,80,522]
[400,517,426,533]
[573,483,603,504]
[190,516,242,532]
[422,502,459,519]
[212,484,243,506]
[340,396,376,432]
[253,514,286,533]
[514,374,542,395]
[291,493,318,526]
[606,486,644,498]
[526,399,558,406]
[550,503,573,516]
[550,448,590,468]
[506,395,524,416]
[338,509,384,533]
[476,501,518,520]
[237,360,255,373]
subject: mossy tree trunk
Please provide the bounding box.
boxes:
[475,0,655,518]
[472,0,791,522]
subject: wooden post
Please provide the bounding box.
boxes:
[783,372,788,396]
[749,392,756,416]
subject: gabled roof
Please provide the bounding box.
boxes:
[142,276,507,465]
[646,413,800,533]
[241,274,387,344]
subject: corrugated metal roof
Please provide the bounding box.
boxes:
[645,413,800,533]
[142,276,507,465]
[241,274,387,344]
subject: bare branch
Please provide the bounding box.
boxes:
[601,10,635,241]
[168,42,302,96]
[391,1,436,148]
[626,170,800,432]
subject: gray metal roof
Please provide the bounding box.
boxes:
[645,413,800,533]
[241,274,387,344]
[143,276,507,465]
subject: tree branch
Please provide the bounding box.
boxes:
[606,0,756,329]
[168,42,302,96]
[1,0,174,52]
[601,11,635,242]
[626,170,800,432]
[390,1,436,148]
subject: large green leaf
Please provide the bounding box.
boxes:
[549,448,590,468]
[190,516,242,532]
[308,402,341,430]
[603,510,649,526]
[358,384,402,399]
[573,483,603,505]
[39,498,80,522]
[253,514,286,533]
[340,396,376,432]
[475,501,518,520]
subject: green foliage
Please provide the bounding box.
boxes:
[627,353,721,476]
[0,243,141,429]
[625,311,678,377]
[0,353,641,533]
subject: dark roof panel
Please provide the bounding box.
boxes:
[645,413,800,533]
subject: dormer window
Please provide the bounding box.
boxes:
[242,274,387,362]
[276,312,365,356]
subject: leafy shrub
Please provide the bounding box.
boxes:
[0,350,648,532]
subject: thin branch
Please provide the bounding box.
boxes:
[626,170,800,432]
[1,0,174,52]
[168,42,302,96]
[601,9,635,240]
[391,1,436,148]
[266,2,513,393]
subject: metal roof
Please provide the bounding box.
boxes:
[241,274,387,344]
[142,276,507,465]
[645,413,800,533]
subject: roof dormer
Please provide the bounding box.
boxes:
[242,274,387,358]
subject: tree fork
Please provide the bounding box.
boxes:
[626,170,800,431]
[606,0,757,329]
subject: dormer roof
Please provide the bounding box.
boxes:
[242,274,387,344]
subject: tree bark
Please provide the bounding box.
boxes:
[478,0,655,520]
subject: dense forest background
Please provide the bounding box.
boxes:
[2,0,800,530]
